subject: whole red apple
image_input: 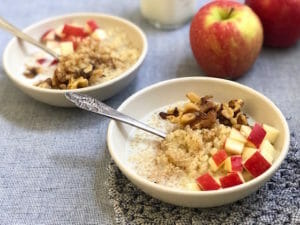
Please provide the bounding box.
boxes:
[246,0,300,48]
[190,1,263,78]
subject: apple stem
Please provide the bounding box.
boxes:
[227,8,234,19]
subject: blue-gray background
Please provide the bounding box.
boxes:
[0,1,299,224]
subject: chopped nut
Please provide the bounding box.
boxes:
[237,112,248,125]
[228,99,244,112]
[186,92,201,103]
[67,76,89,89]
[37,78,52,89]
[23,66,41,78]
[200,95,213,105]
[182,102,200,113]
[191,110,217,129]
[159,94,248,130]
[166,115,180,124]
[221,104,234,119]
[180,113,196,124]
[83,64,93,74]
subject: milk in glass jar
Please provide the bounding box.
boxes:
[140,0,196,29]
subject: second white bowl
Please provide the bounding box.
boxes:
[3,13,147,107]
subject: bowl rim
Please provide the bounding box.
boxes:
[107,77,290,196]
[2,12,148,94]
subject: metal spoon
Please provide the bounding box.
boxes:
[0,16,59,58]
[65,92,167,139]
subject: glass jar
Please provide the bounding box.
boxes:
[140,0,196,29]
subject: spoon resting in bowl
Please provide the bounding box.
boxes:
[0,16,59,59]
[65,92,167,139]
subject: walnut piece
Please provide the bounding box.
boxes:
[159,93,248,130]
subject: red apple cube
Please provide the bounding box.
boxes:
[224,155,243,172]
[62,24,87,37]
[240,125,252,138]
[262,124,279,144]
[225,138,244,155]
[220,172,244,188]
[243,151,271,177]
[242,147,257,162]
[196,173,220,191]
[260,139,276,164]
[229,128,247,143]
[41,29,55,42]
[247,123,266,148]
[54,25,65,38]
[61,35,81,50]
[209,149,228,171]
[86,20,99,32]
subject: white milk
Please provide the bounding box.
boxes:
[140,0,196,29]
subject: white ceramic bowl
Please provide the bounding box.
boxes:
[3,13,147,107]
[107,77,290,208]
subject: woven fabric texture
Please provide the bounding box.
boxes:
[108,132,300,225]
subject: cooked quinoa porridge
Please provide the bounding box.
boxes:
[128,93,280,191]
[23,20,140,89]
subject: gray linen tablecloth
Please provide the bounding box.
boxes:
[0,0,299,224]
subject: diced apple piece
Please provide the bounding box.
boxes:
[61,35,80,50]
[225,138,244,155]
[184,182,200,191]
[229,128,247,143]
[247,123,266,148]
[219,172,244,188]
[242,170,253,182]
[55,25,65,38]
[245,141,256,148]
[36,58,47,64]
[46,40,59,49]
[41,29,55,42]
[46,41,61,54]
[49,58,59,66]
[62,24,87,37]
[60,42,74,56]
[263,124,279,144]
[260,139,276,164]
[196,173,220,191]
[240,125,252,138]
[242,147,257,162]
[86,20,99,33]
[224,155,243,172]
[92,28,107,40]
[243,151,271,177]
[209,149,228,171]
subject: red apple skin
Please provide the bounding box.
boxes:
[196,173,221,190]
[220,172,243,188]
[40,29,54,42]
[230,155,243,172]
[62,24,88,37]
[190,1,263,78]
[247,123,266,148]
[87,20,99,32]
[212,149,228,166]
[246,0,300,47]
[243,151,271,177]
